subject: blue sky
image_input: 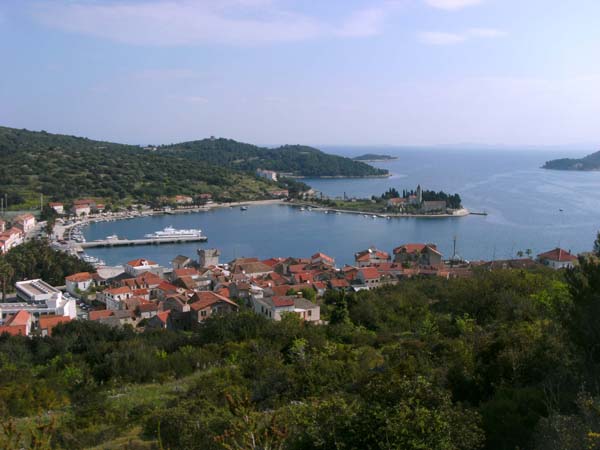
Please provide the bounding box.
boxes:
[1,0,599,147]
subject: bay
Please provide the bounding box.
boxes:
[84,148,600,267]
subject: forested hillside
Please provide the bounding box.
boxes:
[0,127,289,209]
[4,257,600,449]
[159,138,389,178]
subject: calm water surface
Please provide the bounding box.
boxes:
[84,148,600,266]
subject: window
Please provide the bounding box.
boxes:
[201,310,207,317]
[308,310,312,317]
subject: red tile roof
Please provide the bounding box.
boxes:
[359,267,380,280]
[127,258,158,267]
[66,272,93,282]
[104,286,132,295]
[288,264,307,274]
[272,296,295,307]
[330,278,350,288]
[215,287,230,298]
[312,252,335,263]
[537,248,578,262]
[9,310,31,326]
[271,284,311,296]
[262,257,284,267]
[189,291,238,311]
[157,281,179,293]
[393,243,440,255]
[0,325,27,336]
[173,268,199,278]
[355,248,390,262]
[89,310,114,320]
[155,311,171,323]
[138,303,159,313]
[39,316,71,335]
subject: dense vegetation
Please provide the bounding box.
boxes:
[543,150,600,170]
[353,153,397,161]
[159,138,389,178]
[0,240,93,298]
[0,127,293,209]
[4,254,600,448]
[383,187,462,209]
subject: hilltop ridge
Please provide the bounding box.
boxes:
[158,138,389,178]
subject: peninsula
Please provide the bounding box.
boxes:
[310,185,466,217]
[543,150,600,171]
[352,153,398,162]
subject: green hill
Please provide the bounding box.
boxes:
[0,127,291,209]
[543,150,600,171]
[158,138,389,178]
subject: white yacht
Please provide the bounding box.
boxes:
[145,226,203,239]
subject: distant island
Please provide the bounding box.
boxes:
[543,150,600,171]
[353,153,398,162]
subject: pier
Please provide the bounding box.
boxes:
[75,236,208,249]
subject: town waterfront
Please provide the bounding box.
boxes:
[84,148,600,267]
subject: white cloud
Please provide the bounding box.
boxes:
[31,0,396,46]
[424,0,483,10]
[419,28,506,45]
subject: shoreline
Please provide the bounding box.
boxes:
[293,203,471,219]
[353,158,399,163]
[53,198,473,246]
[285,174,391,179]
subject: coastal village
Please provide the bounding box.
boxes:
[0,201,581,336]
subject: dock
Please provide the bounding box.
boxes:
[76,236,207,248]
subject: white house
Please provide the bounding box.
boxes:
[13,214,36,233]
[354,247,391,267]
[73,204,91,216]
[256,168,278,181]
[537,248,578,270]
[252,295,320,322]
[99,286,134,310]
[0,228,23,254]
[124,258,162,277]
[49,202,64,214]
[65,272,94,296]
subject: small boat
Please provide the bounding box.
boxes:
[106,234,119,240]
[363,214,368,218]
[240,206,248,211]
[386,216,391,220]
[307,207,312,212]
[300,207,305,211]
[336,212,341,215]
[372,215,377,219]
